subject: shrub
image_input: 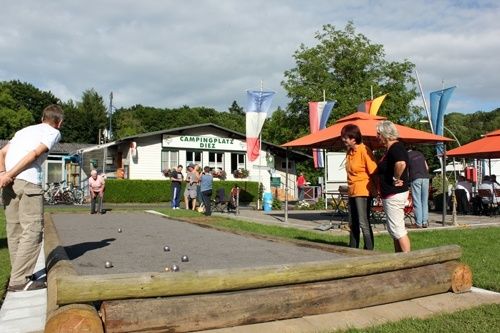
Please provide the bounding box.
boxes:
[105,179,259,203]
[272,197,282,210]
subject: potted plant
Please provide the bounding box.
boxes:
[212,169,227,180]
[233,168,249,179]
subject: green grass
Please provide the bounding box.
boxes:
[1,207,499,332]
[0,213,9,300]
[157,208,500,292]
[339,303,500,333]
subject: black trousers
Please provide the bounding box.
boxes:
[348,196,374,250]
[201,190,212,216]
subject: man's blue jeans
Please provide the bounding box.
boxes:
[411,178,429,226]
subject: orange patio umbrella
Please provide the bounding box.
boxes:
[447,129,500,159]
[282,112,453,149]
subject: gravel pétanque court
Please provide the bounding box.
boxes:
[51,211,345,275]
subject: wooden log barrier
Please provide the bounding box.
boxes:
[56,244,462,304]
[45,304,104,333]
[101,261,467,333]
[44,213,103,333]
[451,263,473,293]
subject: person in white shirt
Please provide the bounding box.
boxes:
[490,174,500,204]
[0,105,63,291]
[455,175,473,202]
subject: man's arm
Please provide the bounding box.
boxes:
[0,143,48,187]
[0,143,9,175]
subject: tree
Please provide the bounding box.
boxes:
[114,109,146,138]
[281,22,418,139]
[59,100,84,143]
[228,100,244,116]
[77,89,108,144]
[0,84,34,139]
[261,106,299,144]
[1,80,59,121]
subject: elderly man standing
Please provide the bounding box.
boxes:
[89,169,105,214]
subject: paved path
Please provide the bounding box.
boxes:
[219,208,500,234]
[0,207,499,333]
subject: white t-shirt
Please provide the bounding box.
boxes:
[5,123,61,185]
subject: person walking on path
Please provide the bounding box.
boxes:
[170,165,183,209]
[376,120,411,253]
[297,172,306,202]
[0,104,63,291]
[407,148,430,228]
[89,169,105,214]
[341,124,378,250]
[199,166,213,216]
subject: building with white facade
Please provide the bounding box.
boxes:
[78,124,311,199]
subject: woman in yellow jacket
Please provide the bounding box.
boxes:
[341,124,378,250]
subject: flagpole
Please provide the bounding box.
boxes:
[257,80,263,211]
[285,148,289,223]
[415,69,433,133]
[322,90,327,209]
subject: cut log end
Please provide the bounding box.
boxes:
[45,304,103,333]
[450,263,473,293]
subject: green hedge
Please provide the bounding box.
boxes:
[105,179,259,203]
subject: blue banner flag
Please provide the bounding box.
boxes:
[430,86,456,155]
[246,90,275,114]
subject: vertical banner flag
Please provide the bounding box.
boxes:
[245,90,275,162]
[369,94,387,116]
[357,100,372,113]
[430,86,456,156]
[309,101,335,168]
[357,94,387,116]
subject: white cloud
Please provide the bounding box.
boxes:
[0,0,499,115]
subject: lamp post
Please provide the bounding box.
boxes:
[419,120,461,147]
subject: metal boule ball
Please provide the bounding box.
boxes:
[105,261,113,268]
[117,228,122,233]
[163,245,170,252]
[171,264,180,272]
[181,255,189,262]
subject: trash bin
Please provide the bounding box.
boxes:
[263,192,273,212]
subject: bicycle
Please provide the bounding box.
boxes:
[44,181,77,205]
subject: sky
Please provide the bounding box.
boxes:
[1,0,499,117]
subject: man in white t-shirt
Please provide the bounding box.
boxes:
[0,105,63,292]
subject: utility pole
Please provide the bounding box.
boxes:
[108,92,113,141]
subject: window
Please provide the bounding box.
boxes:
[208,152,224,170]
[186,150,202,166]
[46,160,64,184]
[231,153,246,172]
[161,150,179,171]
[281,160,293,170]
